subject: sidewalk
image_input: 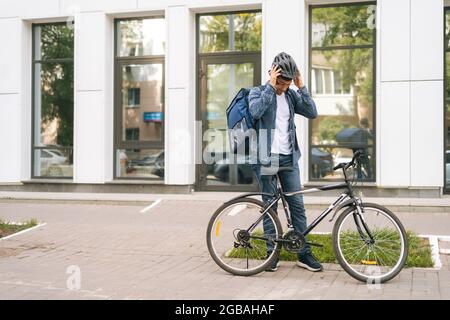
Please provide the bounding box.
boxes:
[1,191,450,212]
[0,199,450,299]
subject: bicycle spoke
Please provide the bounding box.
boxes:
[208,200,282,275]
[335,205,407,282]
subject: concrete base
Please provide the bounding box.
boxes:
[0,181,444,198]
[0,181,193,194]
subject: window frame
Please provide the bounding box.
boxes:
[127,87,141,107]
[31,22,74,179]
[195,9,262,192]
[308,1,377,183]
[113,16,166,181]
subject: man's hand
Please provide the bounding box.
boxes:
[294,71,304,89]
[269,64,281,88]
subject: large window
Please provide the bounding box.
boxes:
[309,2,376,182]
[196,11,262,191]
[445,8,450,192]
[32,23,74,178]
[114,17,165,180]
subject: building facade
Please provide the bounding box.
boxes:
[0,0,447,197]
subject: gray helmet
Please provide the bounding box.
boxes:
[272,52,298,80]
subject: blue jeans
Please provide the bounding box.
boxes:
[251,153,310,259]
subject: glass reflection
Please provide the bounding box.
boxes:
[34,24,74,60]
[34,148,73,177]
[310,4,375,181]
[34,62,74,147]
[446,51,450,187]
[116,149,164,179]
[33,24,74,178]
[199,12,262,53]
[311,4,375,47]
[204,63,254,186]
[121,63,163,142]
[117,18,165,57]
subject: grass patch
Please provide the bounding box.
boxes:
[227,230,434,268]
[0,219,38,239]
[406,232,434,268]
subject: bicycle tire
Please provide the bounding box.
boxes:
[206,197,283,276]
[332,203,408,283]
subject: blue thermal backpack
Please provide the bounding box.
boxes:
[226,86,262,154]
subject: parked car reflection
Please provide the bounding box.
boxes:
[125,150,165,178]
[311,148,333,178]
[39,149,69,176]
[133,147,371,183]
[213,154,254,184]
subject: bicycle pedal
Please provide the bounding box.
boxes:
[305,242,323,248]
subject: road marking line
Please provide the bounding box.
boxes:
[419,235,442,269]
[139,199,162,213]
[419,234,450,242]
[0,223,47,241]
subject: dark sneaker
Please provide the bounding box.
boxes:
[265,259,280,272]
[297,253,323,272]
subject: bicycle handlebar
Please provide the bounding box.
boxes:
[332,149,364,171]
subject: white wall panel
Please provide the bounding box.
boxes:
[0,18,21,94]
[165,6,194,185]
[410,81,444,186]
[0,94,21,182]
[73,91,104,183]
[0,0,59,18]
[75,12,105,91]
[167,6,187,89]
[379,82,411,186]
[410,0,444,81]
[264,0,302,73]
[379,0,410,82]
[60,0,138,14]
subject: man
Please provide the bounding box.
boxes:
[248,52,321,272]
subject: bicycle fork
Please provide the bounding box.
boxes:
[352,200,375,244]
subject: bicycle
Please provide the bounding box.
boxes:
[206,150,408,283]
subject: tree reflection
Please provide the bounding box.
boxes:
[310,4,375,180]
[199,12,262,53]
[313,5,374,112]
[37,25,74,148]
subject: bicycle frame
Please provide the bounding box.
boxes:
[227,177,374,242]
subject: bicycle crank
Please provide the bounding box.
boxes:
[282,229,306,253]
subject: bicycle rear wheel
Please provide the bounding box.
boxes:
[332,203,408,283]
[206,198,282,276]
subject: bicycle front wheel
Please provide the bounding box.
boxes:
[206,198,282,276]
[333,203,408,283]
